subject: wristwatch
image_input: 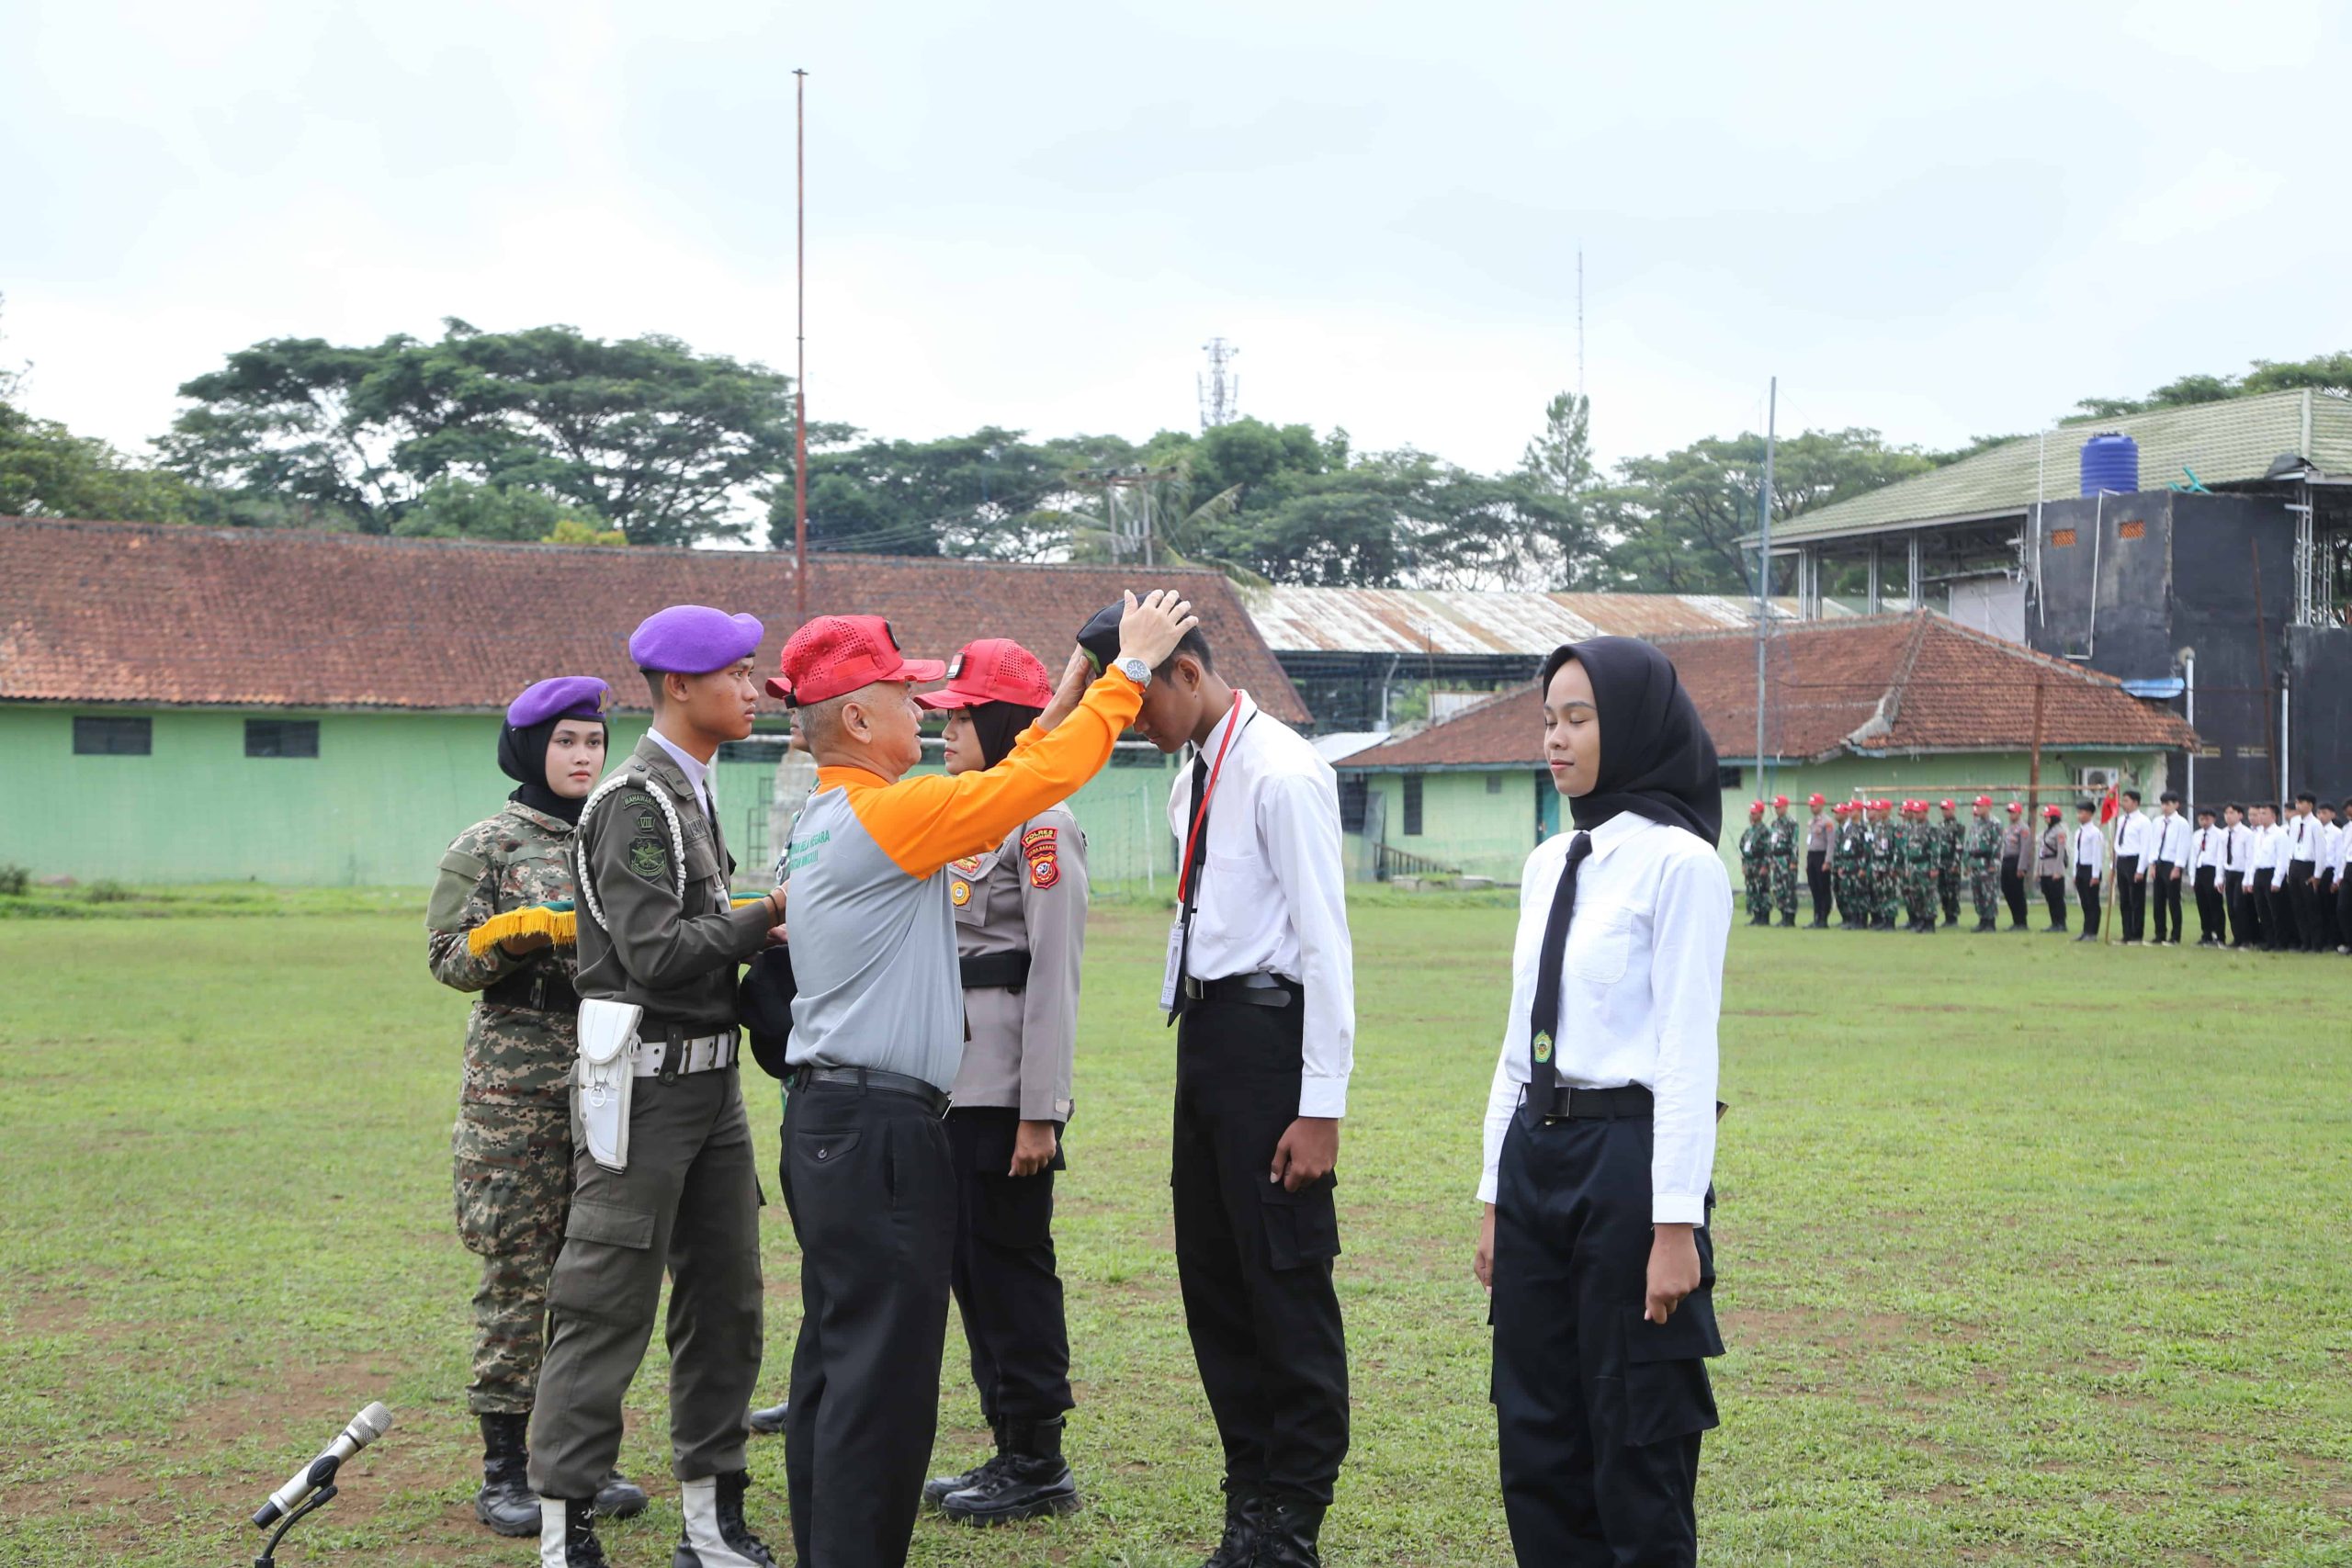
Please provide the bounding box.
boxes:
[1114,655,1153,688]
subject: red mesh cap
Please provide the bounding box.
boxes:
[1973,795,1995,807]
[1807,793,1826,806]
[766,615,946,705]
[1939,799,1957,811]
[2007,802,2024,813]
[914,638,1056,711]
[1772,795,1789,807]
[1747,801,1765,816]
[2043,804,2063,817]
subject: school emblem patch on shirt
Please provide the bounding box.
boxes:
[1532,1031,1553,1065]
[1023,826,1059,889]
[951,879,972,907]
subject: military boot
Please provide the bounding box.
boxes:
[1196,1485,1265,1568]
[594,1465,649,1520]
[924,1420,1007,1506]
[1747,912,1770,927]
[1778,911,1799,927]
[674,1471,777,1568]
[942,1416,1080,1524]
[1975,918,1997,932]
[745,1399,787,1437]
[537,1496,608,1568]
[1254,1497,1328,1568]
[476,1414,540,1537]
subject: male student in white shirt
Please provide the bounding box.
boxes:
[2189,804,2226,947]
[2071,800,2107,943]
[1075,604,1354,1568]
[2150,791,2191,946]
[2284,791,2324,953]
[2336,797,2352,954]
[2112,789,2154,944]
[2222,803,2257,949]
[2313,800,2343,953]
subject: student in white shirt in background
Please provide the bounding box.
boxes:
[2256,804,2292,953]
[1474,637,1731,1568]
[2284,791,2324,953]
[2313,800,2343,953]
[2111,789,2154,944]
[2189,805,2226,947]
[2335,796,2352,954]
[2150,791,2191,946]
[2222,803,2257,949]
[2072,800,2107,943]
[1078,601,1356,1568]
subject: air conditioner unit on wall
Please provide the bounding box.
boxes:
[2077,766,2121,792]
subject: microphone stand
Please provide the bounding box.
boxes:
[254,1461,340,1568]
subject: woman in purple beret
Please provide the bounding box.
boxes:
[422,676,649,1536]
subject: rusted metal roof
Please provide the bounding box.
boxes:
[1243,586,1843,656]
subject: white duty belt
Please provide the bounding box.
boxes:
[634,1032,739,1077]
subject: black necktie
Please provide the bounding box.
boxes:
[1525,829,1592,1122]
[1169,752,1213,1021]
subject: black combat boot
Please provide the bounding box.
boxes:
[1254,1496,1328,1568]
[924,1420,1007,1506]
[1975,918,1997,932]
[537,1496,609,1568]
[942,1416,1080,1524]
[674,1471,777,1568]
[1747,912,1770,927]
[1197,1485,1265,1568]
[746,1399,787,1436]
[476,1414,540,1536]
[594,1464,649,1520]
[1778,912,1799,927]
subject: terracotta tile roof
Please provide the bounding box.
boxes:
[1338,611,2197,769]
[0,517,1308,721]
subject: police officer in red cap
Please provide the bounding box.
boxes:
[531,605,788,1568]
[1801,794,1832,927]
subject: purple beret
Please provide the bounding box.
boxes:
[628,604,765,674]
[506,675,613,728]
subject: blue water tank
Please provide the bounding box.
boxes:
[2080,432,2139,496]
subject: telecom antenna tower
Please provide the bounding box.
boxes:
[1197,337,1239,429]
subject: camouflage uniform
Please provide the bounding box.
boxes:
[1832,815,1862,926]
[1765,813,1800,921]
[1737,820,1770,922]
[1867,815,1898,928]
[1902,818,1939,930]
[1935,816,1965,922]
[426,801,582,1417]
[1965,816,2004,925]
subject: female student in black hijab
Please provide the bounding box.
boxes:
[1470,637,1733,1568]
[424,677,648,1537]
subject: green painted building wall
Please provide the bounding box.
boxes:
[1345,749,2169,886]
[0,705,1179,889]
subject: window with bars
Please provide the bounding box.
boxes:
[73,716,151,756]
[245,719,320,758]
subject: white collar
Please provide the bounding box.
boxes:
[1573,808,1656,864]
[649,728,714,806]
[1198,690,1258,761]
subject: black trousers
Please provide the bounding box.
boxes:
[944,1108,1072,1427]
[2040,875,2068,930]
[780,1079,956,1568]
[1805,851,1830,921]
[2249,869,2275,949]
[2115,855,2143,941]
[2324,871,2346,951]
[2194,867,2224,942]
[2257,870,2289,951]
[1171,992,1349,1506]
[2152,865,2183,942]
[2000,862,2028,927]
[2075,869,2101,936]
[2336,872,2352,950]
[2226,870,2252,947]
[2288,863,2321,952]
[1491,1111,1721,1568]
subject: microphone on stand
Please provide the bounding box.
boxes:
[252,1403,392,1528]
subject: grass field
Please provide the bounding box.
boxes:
[2,898,2348,1567]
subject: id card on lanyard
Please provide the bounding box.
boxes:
[1161,693,1252,1012]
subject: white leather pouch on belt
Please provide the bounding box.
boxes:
[575,998,642,1172]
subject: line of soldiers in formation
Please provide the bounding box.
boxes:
[1736,794,2018,934]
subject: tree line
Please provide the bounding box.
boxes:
[6,306,2347,595]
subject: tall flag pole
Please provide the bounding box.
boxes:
[794,68,809,622]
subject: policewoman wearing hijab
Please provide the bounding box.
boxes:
[910,638,1089,1524]
[1471,637,1731,1568]
[424,676,650,1538]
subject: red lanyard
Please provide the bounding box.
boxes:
[1178,691,1249,906]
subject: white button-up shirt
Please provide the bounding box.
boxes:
[2258,822,2290,874]
[1169,692,1356,1118]
[2193,824,2224,873]
[2324,820,2346,874]
[2154,812,2191,867]
[2115,811,2155,862]
[2074,822,2107,872]
[1478,812,1731,1224]
[2286,813,2321,866]
[648,728,718,821]
[2222,821,2253,874]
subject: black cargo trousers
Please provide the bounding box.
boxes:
[1170,990,1350,1507]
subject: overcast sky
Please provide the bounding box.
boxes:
[9,0,2349,496]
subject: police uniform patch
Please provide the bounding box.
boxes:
[951,879,972,906]
[1028,852,1059,889]
[1021,826,1057,856]
[628,837,668,880]
[950,855,985,876]
[1023,825,1060,888]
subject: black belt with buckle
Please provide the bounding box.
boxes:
[1520,1082,1654,1122]
[958,951,1032,991]
[791,1065,951,1116]
[482,967,581,1015]
[1180,972,1296,1010]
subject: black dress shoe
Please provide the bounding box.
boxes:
[942,1417,1080,1524]
[746,1400,787,1437]
[924,1421,1005,1506]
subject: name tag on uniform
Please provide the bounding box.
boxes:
[1160,916,1187,1012]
